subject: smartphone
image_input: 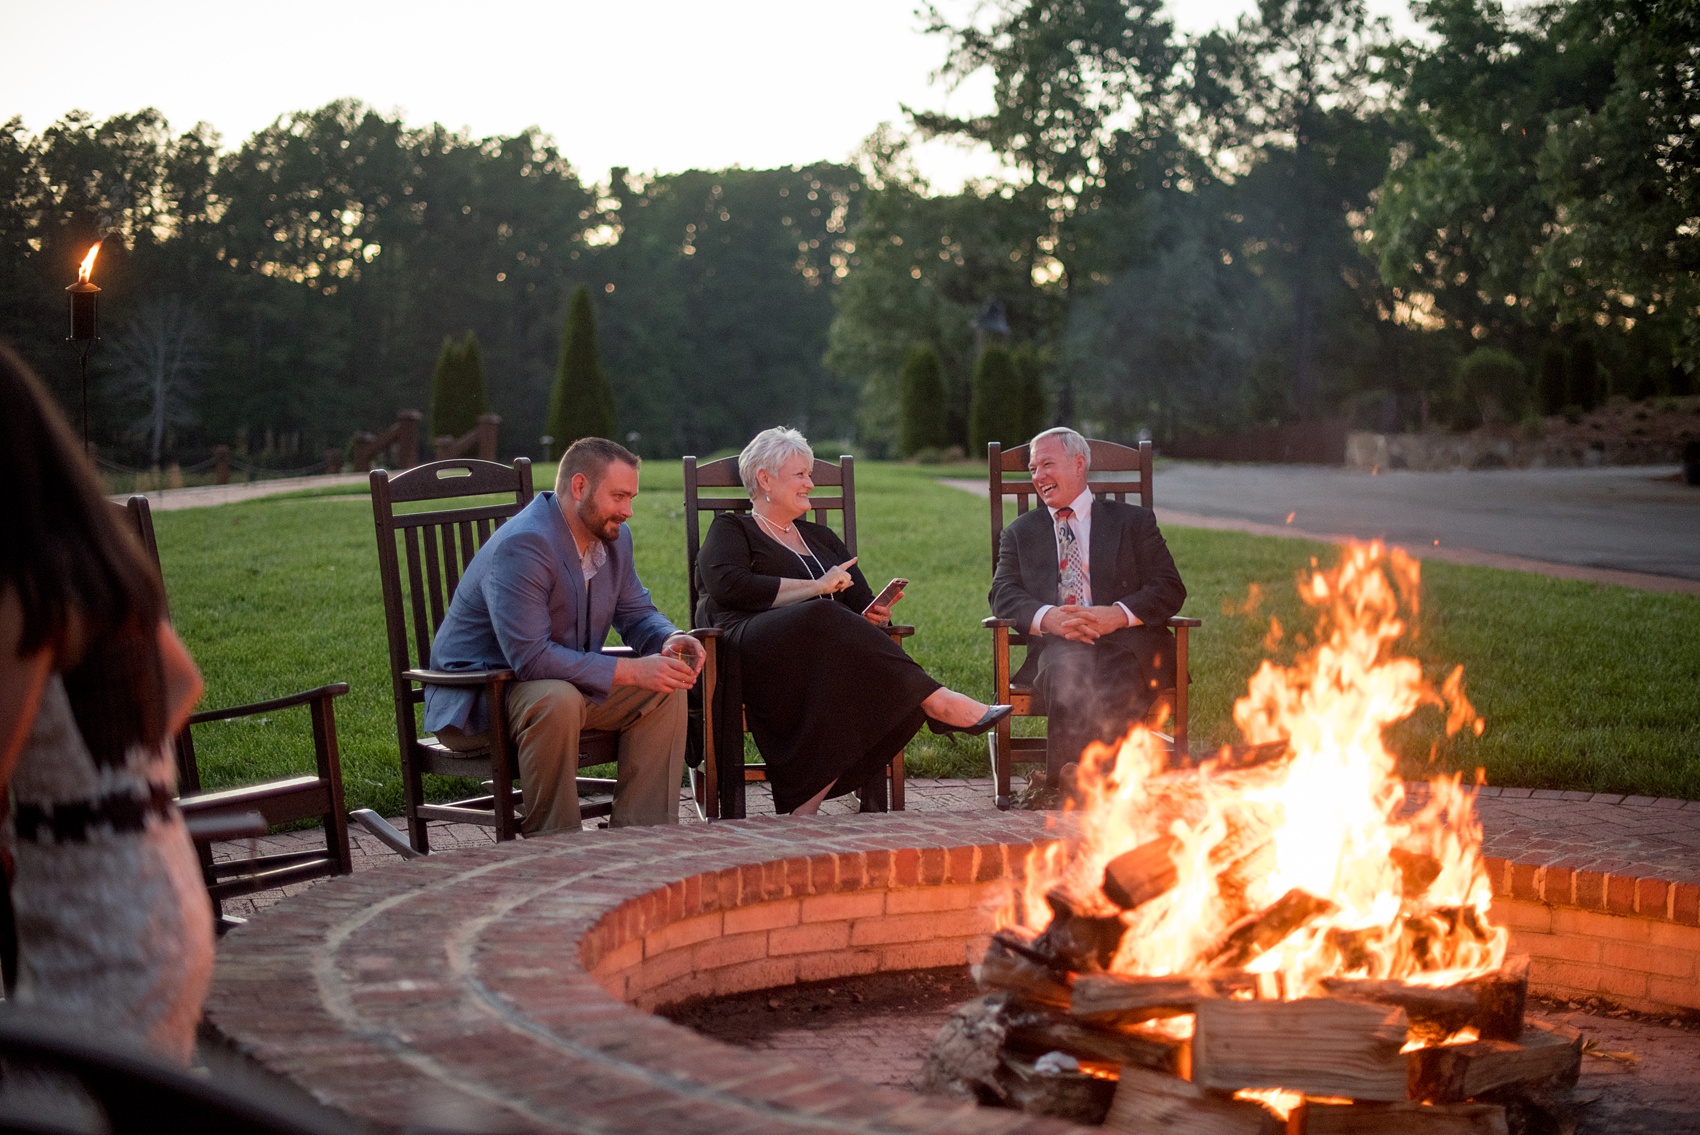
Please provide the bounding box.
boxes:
[863,577,908,614]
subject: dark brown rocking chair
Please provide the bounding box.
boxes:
[683,453,912,819]
[982,440,1202,809]
[369,457,637,852]
[113,496,353,929]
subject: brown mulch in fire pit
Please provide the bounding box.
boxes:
[664,972,1700,1132]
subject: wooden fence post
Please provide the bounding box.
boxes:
[476,413,501,460]
[396,410,422,469]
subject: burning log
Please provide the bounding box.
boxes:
[1103,1065,1285,1135]
[1032,889,1127,973]
[1070,972,1215,1025]
[974,930,1072,1006]
[1102,836,1180,910]
[913,993,1014,1102]
[1407,1022,1582,1104]
[1192,997,1411,1101]
[1321,979,1480,1042]
[1204,888,1340,968]
[1005,1000,1189,1075]
[996,1049,1118,1125]
[916,994,1125,1123]
[1390,847,1444,898]
[1462,955,1529,1042]
[1303,1101,1510,1134]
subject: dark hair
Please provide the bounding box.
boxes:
[0,341,167,755]
[555,437,639,496]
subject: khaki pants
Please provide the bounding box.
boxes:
[438,680,687,834]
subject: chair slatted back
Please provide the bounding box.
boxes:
[108,496,197,791]
[371,459,534,702]
[683,455,856,620]
[986,439,1153,572]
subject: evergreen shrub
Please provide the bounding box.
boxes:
[545,286,618,457]
[898,344,949,457]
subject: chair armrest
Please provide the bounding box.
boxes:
[688,627,724,640]
[403,667,515,688]
[982,617,1017,629]
[1167,616,1202,628]
[188,683,350,725]
[884,624,915,639]
[601,645,636,658]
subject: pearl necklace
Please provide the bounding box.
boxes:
[752,509,795,536]
[753,510,824,579]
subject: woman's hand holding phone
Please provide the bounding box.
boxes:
[863,577,907,625]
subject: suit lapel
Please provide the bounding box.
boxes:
[544,495,591,649]
[1027,508,1061,604]
[1088,498,1118,606]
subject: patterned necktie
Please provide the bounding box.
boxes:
[1055,506,1089,606]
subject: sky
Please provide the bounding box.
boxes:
[3,0,1420,191]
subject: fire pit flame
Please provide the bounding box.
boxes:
[1003,540,1504,996]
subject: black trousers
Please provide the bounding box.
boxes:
[1032,627,1175,782]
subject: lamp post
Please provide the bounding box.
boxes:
[66,242,102,452]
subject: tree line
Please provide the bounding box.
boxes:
[1,0,1691,467]
[843,0,1696,455]
[0,102,860,466]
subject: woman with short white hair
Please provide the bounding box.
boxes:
[697,427,1010,815]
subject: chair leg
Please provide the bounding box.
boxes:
[991,719,1013,810]
[889,751,906,812]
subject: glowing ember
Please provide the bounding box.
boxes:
[1003,541,1502,997]
[77,243,101,284]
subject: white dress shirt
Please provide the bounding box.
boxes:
[1029,487,1139,635]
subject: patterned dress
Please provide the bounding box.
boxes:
[6,674,213,1065]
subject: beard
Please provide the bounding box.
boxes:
[576,496,623,543]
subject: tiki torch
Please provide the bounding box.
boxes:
[66,242,101,450]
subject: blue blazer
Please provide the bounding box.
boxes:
[422,491,679,736]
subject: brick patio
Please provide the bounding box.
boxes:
[204,780,1700,1133]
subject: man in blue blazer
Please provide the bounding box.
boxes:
[424,438,703,833]
[989,427,1187,783]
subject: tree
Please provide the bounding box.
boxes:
[106,296,207,466]
[430,332,490,441]
[898,344,950,456]
[546,285,617,455]
[969,344,1024,453]
[1371,0,1699,390]
[1010,343,1050,442]
[910,0,1188,420]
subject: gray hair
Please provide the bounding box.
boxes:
[738,427,813,496]
[1030,426,1091,471]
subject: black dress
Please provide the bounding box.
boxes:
[696,512,941,814]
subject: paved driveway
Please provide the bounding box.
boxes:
[1151,463,1700,582]
[952,463,1700,590]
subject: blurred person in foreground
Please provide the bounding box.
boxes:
[989,427,1187,785]
[695,427,1011,816]
[0,341,213,1065]
[425,437,704,833]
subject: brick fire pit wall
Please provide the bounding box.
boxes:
[206,812,1079,1135]
[205,812,1700,1135]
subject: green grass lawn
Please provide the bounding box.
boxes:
[154,462,1700,816]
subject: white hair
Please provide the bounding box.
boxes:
[738,427,813,496]
[1030,426,1091,471]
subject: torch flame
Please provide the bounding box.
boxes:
[77,243,101,284]
[1002,541,1504,999]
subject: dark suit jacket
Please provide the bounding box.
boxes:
[988,498,1186,687]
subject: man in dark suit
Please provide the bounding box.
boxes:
[424,437,704,833]
[989,427,1187,781]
